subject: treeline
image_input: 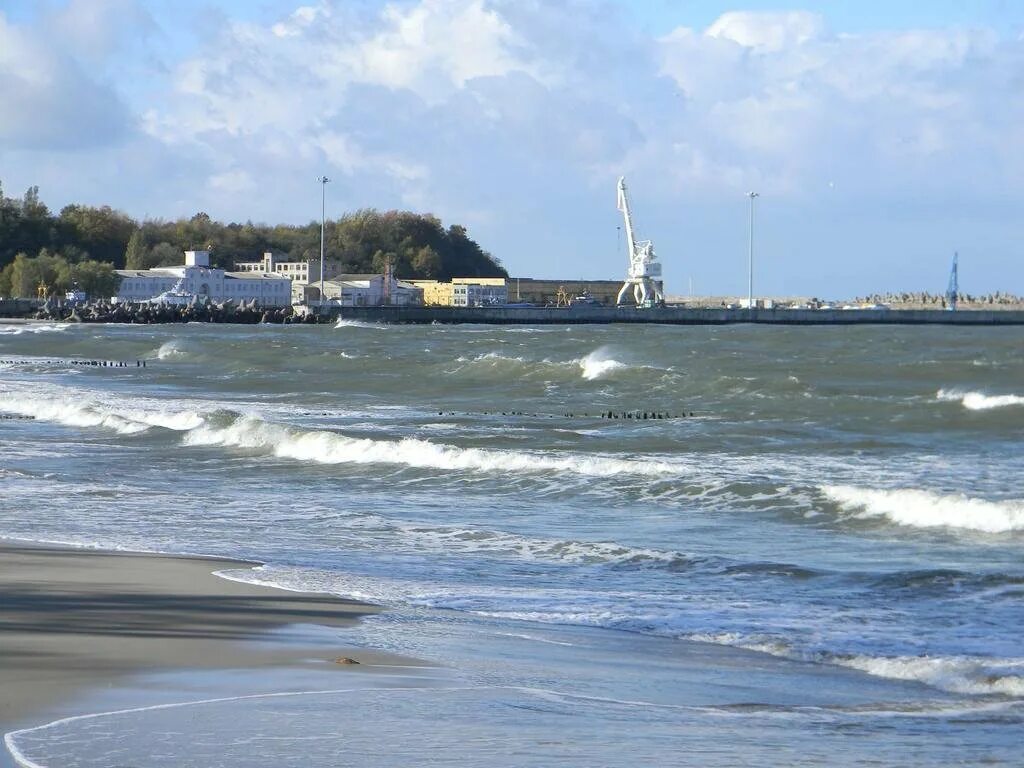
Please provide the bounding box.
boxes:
[0,181,506,298]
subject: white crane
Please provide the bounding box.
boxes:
[615,177,664,307]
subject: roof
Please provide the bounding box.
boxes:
[224,271,290,281]
[114,268,181,278]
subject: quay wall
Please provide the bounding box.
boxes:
[326,305,1024,326]
[0,299,42,318]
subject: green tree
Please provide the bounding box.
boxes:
[411,245,441,278]
[124,229,148,269]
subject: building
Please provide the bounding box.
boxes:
[452,277,507,307]
[407,277,508,307]
[318,274,423,306]
[235,252,343,304]
[506,278,625,306]
[409,280,454,306]
[115,250,291,307]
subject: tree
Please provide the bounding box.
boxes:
[62,260,121,299]
[124,230,148,269]
[411,245,441,278]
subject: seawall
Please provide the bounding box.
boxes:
[326,305,1024,326]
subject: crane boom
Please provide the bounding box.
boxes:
[614,176,664,307]
[616,177,637,260]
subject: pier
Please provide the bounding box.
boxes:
[324,305,1024,326]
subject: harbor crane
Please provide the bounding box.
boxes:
[615,177,664,307]
[946,252,959,311]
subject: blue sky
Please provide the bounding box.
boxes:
[1,0,1022,297]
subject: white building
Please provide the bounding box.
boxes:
[235,252,342,304]
[115,251,291,307]
[452,277,508,307]
[318,274,422,306]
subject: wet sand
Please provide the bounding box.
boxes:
[0,541,411,739]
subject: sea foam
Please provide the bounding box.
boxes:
[937,389,1024,410]
[0,392,204,434]
[183,414,678,478]
[821,485,1024,534]
[578,347,628,381]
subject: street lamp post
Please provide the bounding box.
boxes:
[747,191,759,310]
[318,176,330,306]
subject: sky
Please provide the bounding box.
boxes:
[1,0,1022,297]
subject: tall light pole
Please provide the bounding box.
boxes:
[747,191,759,309]
[318,176,330,306]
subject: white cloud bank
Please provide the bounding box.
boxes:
[1,1,1021,291]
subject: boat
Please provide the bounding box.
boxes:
[147,278,195,306]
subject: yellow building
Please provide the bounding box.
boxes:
[409,280,455,306]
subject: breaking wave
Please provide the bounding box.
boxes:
[821,485,1024,534]
[937,389,1024,411]
[836,654,1024,698]
[578,348,628,381]
[155,340,190,360]
[184,414,678,478]
[334,318,387,330]
[685,632,1024,698]
[0,392,204,434]
[0,322,69,336]
[454,346,643,382]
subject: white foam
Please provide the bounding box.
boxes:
[0,322,68,336]
[578,347,628,380]
[183,414,678,478]
[155,339,189,360]
[837,654,1024,698]
[821,485,1024,534]
[682,632,1024,698]
[0,392,204,435]
[334,318,386,330]
[937,388,1024,411]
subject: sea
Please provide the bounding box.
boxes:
[1,319,1022,766]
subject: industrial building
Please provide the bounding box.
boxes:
[235,252,343,304]
[115,251,291,307]
[317,274,422,306]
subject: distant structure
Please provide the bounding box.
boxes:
[235,252,342,304]
[615,177,663,307]
[946,252,959,311]
[117,251,291,307]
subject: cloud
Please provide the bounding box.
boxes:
[0,13,134,150]
[2,1,1022,292]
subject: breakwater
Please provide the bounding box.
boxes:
[14,299,316,325]
[328,305,1024,325]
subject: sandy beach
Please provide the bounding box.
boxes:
[0,541,411,742]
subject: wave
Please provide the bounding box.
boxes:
[685,632,1024,698]
[184,414,679,478]
[0,322,68,336]
[455,346,644,382]
[154,339,191,360]
[837,654,1024,698]
[0,392,204,434]
[578,348,628,381]
[334,318,387,330]
[0,382,683,480]
[937,388,1024,411]
[821,485,1024,534]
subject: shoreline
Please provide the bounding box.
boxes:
[0,539,417,757]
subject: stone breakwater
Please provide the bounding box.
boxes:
[30,298,317,325]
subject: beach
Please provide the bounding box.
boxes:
[0,541,415,748]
